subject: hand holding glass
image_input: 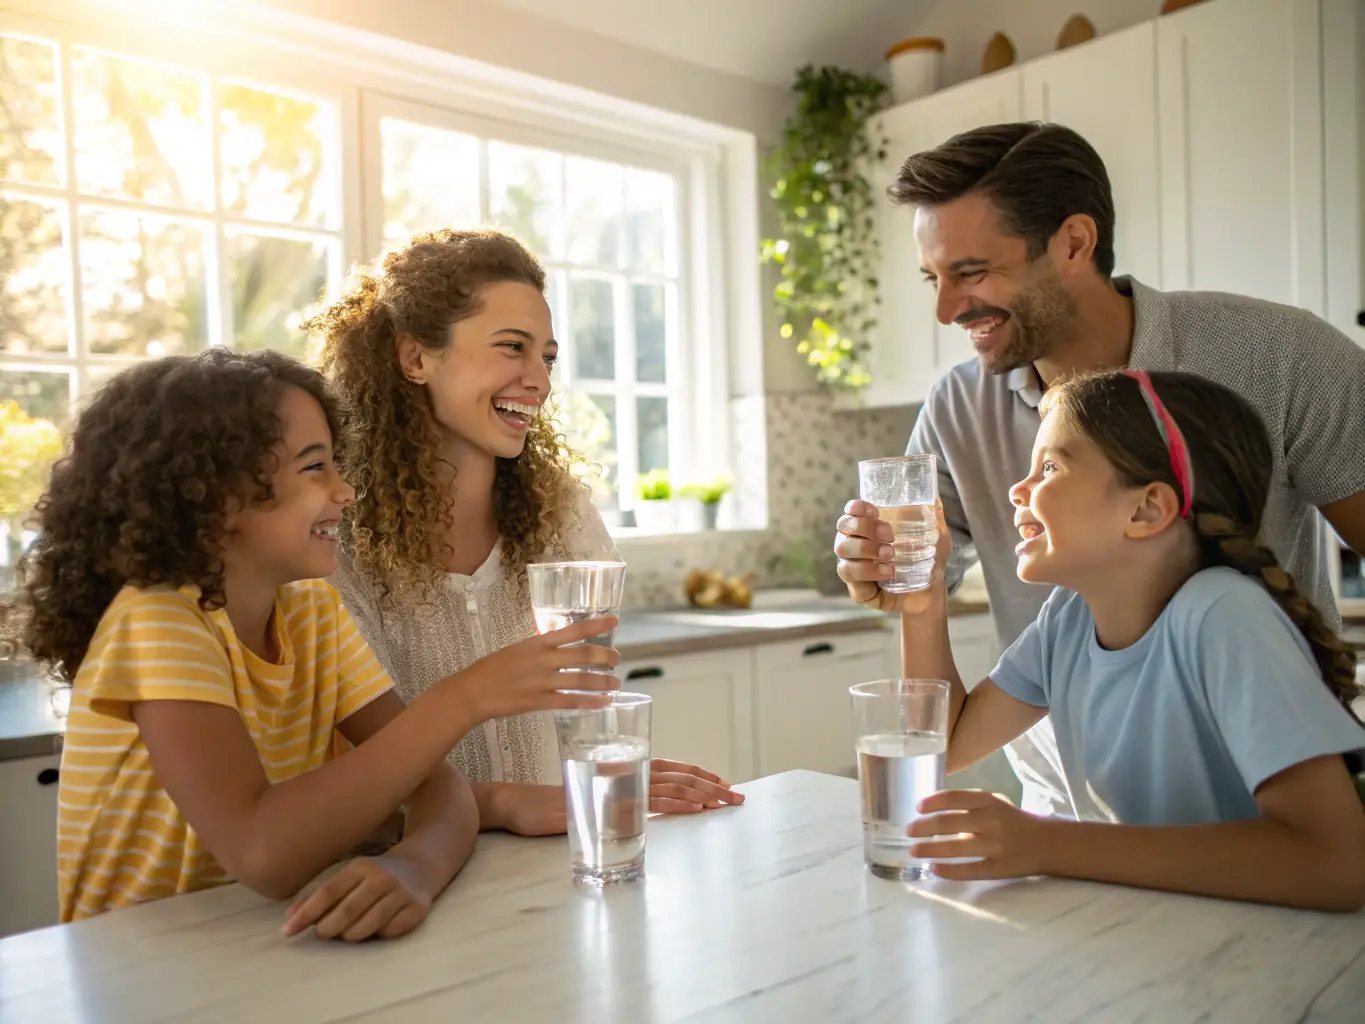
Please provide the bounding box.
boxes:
[528,560,626,684]
[857,455,938,593]
[850,679,950,881]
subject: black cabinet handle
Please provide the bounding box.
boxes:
[625,666,664,680]
[802,642,835,657]
[37,768,60,786]
[1357,310,1365,327]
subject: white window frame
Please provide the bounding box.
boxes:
[0,5,364,412]
[0,0,763,540]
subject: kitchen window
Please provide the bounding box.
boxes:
[0,5,738,546]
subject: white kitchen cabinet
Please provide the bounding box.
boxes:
[0,753,60,937]
[862,71,1022,408]
[1322,0,1365,346]
[1022,22,1162,287]
[1156,0,1326,311]
[752,630,893,778]
[618,648,754,783]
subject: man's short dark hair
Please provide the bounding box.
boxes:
[889,121,1116,277]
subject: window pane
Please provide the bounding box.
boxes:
[72,49,211,209]
[564,157,621,268]
[1,35,62,187]
[0,368,70,424]
[80,208,209,356]
[637,396,668,474]
[555,389,618,508]
[624,169,675,275]
[633,283,668,384]
[1,195,69,355]
[379,118,479,247]
[228,231,330,363]
[220,83,336,228]
[569,277,614,380]
[488,141,561,259]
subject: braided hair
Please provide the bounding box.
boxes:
[1050,370,1361,722]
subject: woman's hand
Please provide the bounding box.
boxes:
[282,854,433,941]
[648,759,745,814]
[835,499,951,615]
[907,789,1051,880]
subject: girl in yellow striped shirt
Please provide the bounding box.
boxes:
[3,349,617,939]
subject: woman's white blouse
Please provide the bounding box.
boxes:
[329,490,618,785]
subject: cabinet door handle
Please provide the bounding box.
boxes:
[37,767,60,786]
[802,642,835,657]
[625,666,664,680]
[1357,310,1365,327]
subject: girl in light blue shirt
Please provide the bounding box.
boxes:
[837,369,1365,911]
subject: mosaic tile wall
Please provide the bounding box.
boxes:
[620,392,920,610]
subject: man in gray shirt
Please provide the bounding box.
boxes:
[849,122,1365,818]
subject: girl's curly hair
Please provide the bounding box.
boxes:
[307,228,584,598]
[1,349,342,682]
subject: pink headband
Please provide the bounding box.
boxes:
[1121,369,1196,518]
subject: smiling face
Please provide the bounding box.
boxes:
[224,385,355,586]
[1008,407,1144,589]
[398,280,555,462]
[914,192,1079,375]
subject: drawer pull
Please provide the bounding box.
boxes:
[802,642,835,657]
[625,666,664,681]
[37,768,60,786]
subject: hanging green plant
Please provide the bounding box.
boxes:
[761,64,889,389]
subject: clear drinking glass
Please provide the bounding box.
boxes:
[857,455,938,593]
[528,560,627,678]
[553,692,652,885]
[849,679,950,881]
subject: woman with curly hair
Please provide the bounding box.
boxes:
[3,348,617,934]
[314,228,742,836]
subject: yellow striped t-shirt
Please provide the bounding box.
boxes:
[57,579,391,922]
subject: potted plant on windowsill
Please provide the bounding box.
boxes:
[680,475,733,531]
[633,469,676,534]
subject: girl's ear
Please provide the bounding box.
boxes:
[1125,481,1182,540]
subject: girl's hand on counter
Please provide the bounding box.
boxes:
[282,853,433,941]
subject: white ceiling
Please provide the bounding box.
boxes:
[478,0,931,87]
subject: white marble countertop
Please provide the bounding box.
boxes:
[1,770,1361,1023]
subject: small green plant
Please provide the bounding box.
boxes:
[761,64,889,389]
[679,475,733,506]
[635,468,672,502]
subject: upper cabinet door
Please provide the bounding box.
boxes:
[1156,0,1325,312]
[863,71,1023,407]
[1023,22,1162,289]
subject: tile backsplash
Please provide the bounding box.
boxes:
[621,392,919,610]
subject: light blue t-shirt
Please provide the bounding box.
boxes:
[989,568,1365,825]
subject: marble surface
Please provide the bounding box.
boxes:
[1,770,1361,1024]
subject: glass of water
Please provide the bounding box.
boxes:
[857,455,938,593]
[528,560,627,678]
[849,679,950,881]
[553,692,652,885]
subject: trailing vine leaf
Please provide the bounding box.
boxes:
[762,65,888,389]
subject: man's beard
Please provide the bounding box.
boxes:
[962,263,1078,375]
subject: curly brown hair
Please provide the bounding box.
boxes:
[307,228,584,598]
[1,349,342,682]
[1049,370,1362,722]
